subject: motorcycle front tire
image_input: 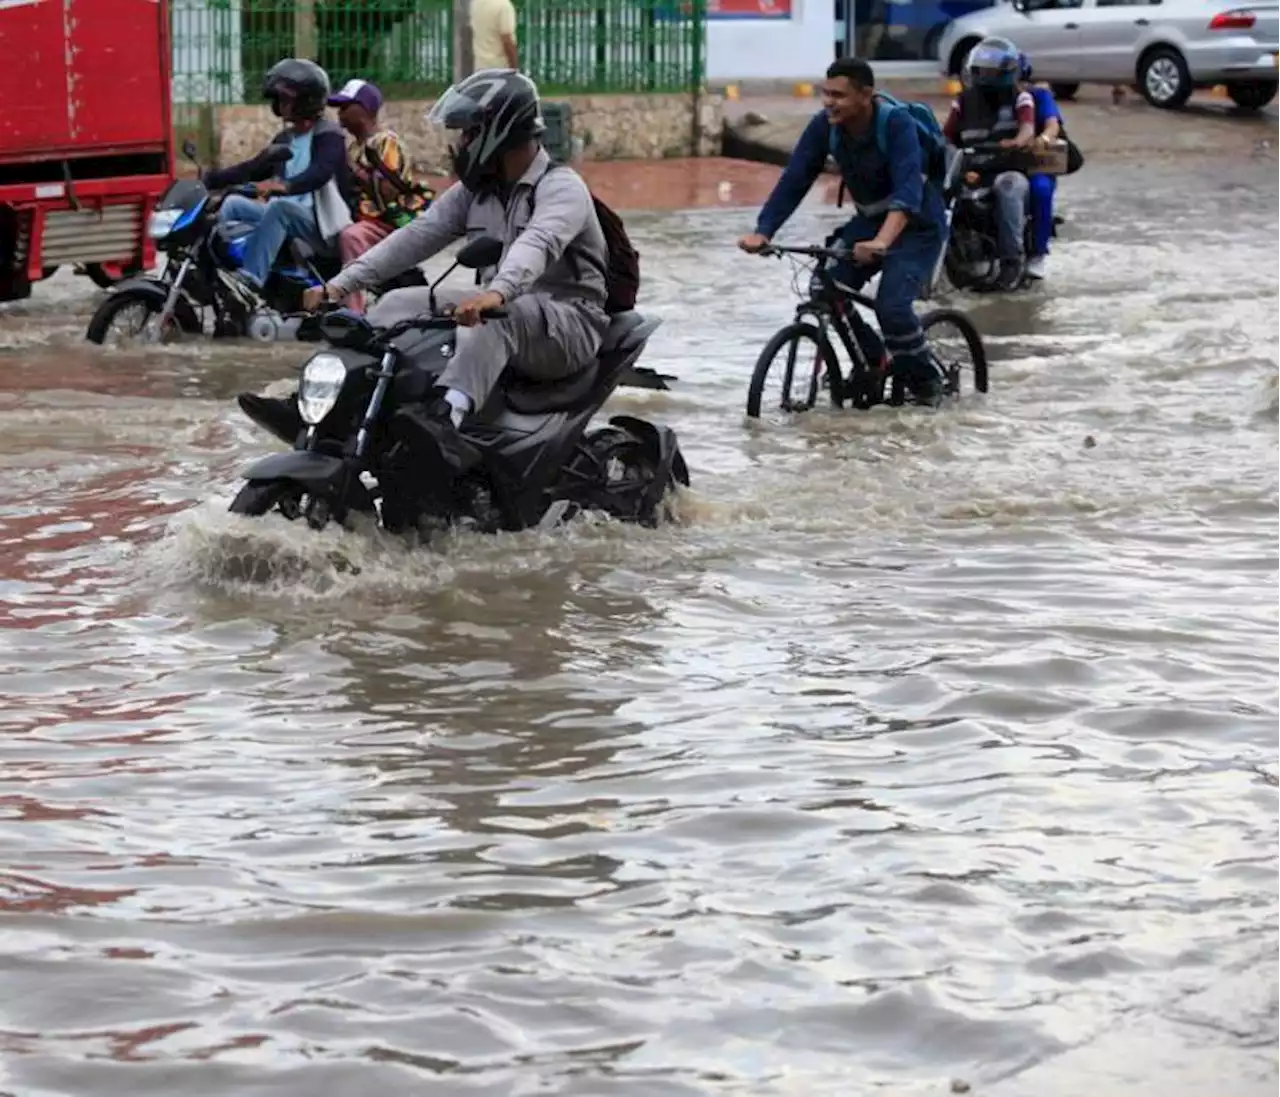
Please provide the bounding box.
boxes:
[85,287,202,345]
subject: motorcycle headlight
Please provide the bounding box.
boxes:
[148,209,183,239]
[298,353,347,426]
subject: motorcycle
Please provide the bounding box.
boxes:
[85,142,427,346]
[935,140,1067,294]
[230,234,689,535]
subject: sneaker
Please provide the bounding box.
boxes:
[1026,255,1047,280]
[994,260,1023,292]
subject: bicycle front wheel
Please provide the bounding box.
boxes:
[746,322,844,420]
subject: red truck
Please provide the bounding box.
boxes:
[0,0,174,302]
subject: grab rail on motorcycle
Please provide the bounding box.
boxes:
[316,305,508,353]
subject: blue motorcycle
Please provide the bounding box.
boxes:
[85,143,426,345]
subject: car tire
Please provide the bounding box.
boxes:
[1049,82,1080,101]
[1226,81,1278,110]
[1138,47,1193,110]
[948,36,982,77]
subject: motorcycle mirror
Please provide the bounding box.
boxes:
[455,235,503,270]
[318,309,374,350]
[181,139,200,164]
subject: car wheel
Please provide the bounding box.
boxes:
[1226,81,1278,110]
[1050,82,1080,101]
[948,37,981,77]
[1139,47,1192,109]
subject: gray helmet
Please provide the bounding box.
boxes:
[264,58,331,120]
[426,69,545,192]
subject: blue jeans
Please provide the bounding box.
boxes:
[992,171,1030,261]
[829,200,947,394]
[1028,173,1056,259]
[218,195,326,287]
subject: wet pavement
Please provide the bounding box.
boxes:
[0,146,1277,1096]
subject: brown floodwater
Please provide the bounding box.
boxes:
[0,155,1276,1097]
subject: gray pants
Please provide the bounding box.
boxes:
[368,287,609,411]
[992,171,1030,261]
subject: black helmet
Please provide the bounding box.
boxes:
[263,58,331,120]
[965,37,1020,91]
[426,68,545,192]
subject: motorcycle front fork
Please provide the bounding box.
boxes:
[150,256,193,341]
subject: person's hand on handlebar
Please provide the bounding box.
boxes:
[738,233,770,254]
[452,289,506,327]
[302,282,344,312]
[852,239,887,266]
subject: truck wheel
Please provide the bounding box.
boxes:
[84,261,144,290]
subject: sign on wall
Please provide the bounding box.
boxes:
[708,0,792,19]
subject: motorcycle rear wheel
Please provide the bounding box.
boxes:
[564,426,680,526]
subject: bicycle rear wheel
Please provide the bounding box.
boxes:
[922,308,989,396]
[746,322,844,420]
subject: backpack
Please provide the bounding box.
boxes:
[829,92,948,207]
[528,167,639,314]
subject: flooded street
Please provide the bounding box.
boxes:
[0,158,1276,1096]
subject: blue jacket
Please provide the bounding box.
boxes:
[755,105,938,240]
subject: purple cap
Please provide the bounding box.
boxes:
[328,78,383,115]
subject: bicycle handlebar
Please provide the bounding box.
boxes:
[756,243,848,261]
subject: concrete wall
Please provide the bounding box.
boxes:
[706,0,835,83]
[215,93,724,169]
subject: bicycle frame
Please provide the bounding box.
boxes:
[780,252,886,408]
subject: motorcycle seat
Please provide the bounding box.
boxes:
[598,310,648,354]
[503,362,599,415]
[501,311,655,415]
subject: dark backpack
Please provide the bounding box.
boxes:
[829,93,948,208]
[529,167,639,314]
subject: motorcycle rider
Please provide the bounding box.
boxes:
[1018,52,1062,281]
[737,56,947,405]
[302,68,610,479]
[205,59,354,296]
[941,37,1036,290]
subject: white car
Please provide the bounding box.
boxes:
[935,0,1279,110]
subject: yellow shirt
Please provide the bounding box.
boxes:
[470,0,516,71]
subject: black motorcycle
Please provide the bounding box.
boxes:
[85,142,426,345]
[230,235,689,535]
[937,141,1066,294]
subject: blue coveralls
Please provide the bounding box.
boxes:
[1028,85,1061,260]
[755,104,947,396]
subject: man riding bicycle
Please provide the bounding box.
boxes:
[738,57,947,405]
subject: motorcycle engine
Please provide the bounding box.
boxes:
[247,309,281,342]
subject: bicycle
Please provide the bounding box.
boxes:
[745,242,989,419]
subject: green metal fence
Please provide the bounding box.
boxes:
[171,0,705,107]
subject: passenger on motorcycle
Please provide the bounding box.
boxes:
[941,37,1036,290]
[304,68,610,479]
[205,59,354,295]
[1018,53,1062,282]
[738,57,947,405]
[329,77,434,313]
